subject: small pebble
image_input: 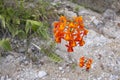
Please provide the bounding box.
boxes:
[61,71,65,74]
[24,60,29,65]
[38,71,47,78]
[93,19,100,26]
[59,67,63,71]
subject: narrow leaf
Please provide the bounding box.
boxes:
[0,39,12,51]
[25,20,42,34]
[32,43,63,63]
[0,15,5,28]
[37,28,49,40]
[15,30,26,39]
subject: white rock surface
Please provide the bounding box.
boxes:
[58,8,77,19]
[64,8,77,18]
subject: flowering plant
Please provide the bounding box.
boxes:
[79,56,93,70]
[53,16,92,70]
[53,16,88,52]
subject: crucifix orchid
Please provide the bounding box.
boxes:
[53,16,92,70]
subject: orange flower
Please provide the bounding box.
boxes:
[64,33,71,41]
[54,31,64,43]
[84,29,88,35]
[53,16,93,71]
[79,39,85,46]
[60,16,67,23]
[68,22,76,28]
[74,16,83,24]
[64,30,72,41]
[66,45,74,52]
[79,23,84,28]
[86,59,93,71]
[53,21,60,28]
[58,23,65,31]
[79,56,85,67]
[55,37,61,43]
[75,33,82,41]
[69,40,76,47]
[79,57,93,70]
[75,36,82,42]
[53,16,88,52]
[67,46,73,52]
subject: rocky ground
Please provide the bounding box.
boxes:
[0,0,120,80]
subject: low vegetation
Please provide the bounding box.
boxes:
[0,0,62,63]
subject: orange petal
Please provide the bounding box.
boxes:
[86,64,91,70]
[54,31,64,39]
[58,23,65,31]
[79,23,84,28]
[68,22,75,28]
[86,63,92,70]
[53,21,60,28]
[75,36,82,41]
[64,33,71,41]
[55,37,61,43]
[54,31,59,37]
[79,56,85,67]
[84,29,88,35]
[60,16,67,23]
[59,32,64,38]
[75,30,82,41]
[67,46,73,52]
[69,40,76,47]
[86,59,93,70]
[80,56,85,62]
[78,16,83,22]
[79,40,85,46]
[79,62,84,67]
[88,58,93,64]
[74,16,83,23]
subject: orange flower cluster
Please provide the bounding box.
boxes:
[53,16,88,52]
[79,56,93,71]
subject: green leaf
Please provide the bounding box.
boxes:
[41,47,63,63]
[6,8,15,17]
[0,39,12,51]
[0,15,6,28]
[25,20,42,34]
[32,43,63,63]
[14,30,26,39]
[47,52,63,63]
[37,28,49,40]
[7,24,17,37]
